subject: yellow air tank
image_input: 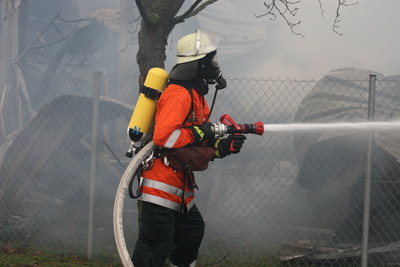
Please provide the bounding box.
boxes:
[127,67,169,143]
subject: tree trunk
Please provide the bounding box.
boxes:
[135,0,185,86]
[136,21,170,85]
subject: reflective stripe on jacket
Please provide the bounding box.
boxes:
[139,83,210,212]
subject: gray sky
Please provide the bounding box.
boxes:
[169,0,400,80]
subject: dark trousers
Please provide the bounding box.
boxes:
[132,201,205,267]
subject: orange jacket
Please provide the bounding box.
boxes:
[139,83,211,212]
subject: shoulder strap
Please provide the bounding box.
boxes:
[183,87,197,125]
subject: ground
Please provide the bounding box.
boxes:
[1,246,287,266]
[0,246,122,267]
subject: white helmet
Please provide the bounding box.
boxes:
[176,29,219,64]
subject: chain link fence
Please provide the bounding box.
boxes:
[1,70,400,266]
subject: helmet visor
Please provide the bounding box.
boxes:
[195,29,220,56]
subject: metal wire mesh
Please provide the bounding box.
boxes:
[1,71,400,266]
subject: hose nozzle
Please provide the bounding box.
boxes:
[212,114,264,138]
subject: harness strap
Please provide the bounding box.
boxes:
[183,86,197,125]
[140,85,162,101]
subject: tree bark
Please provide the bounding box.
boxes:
[135,0,185,86]
[136,21,171,84]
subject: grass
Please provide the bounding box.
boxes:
[0,246,290,267]
[0,246,122,267]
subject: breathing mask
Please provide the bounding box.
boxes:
[198,51,227,90]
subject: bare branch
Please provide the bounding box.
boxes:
[332,1,342,35]
[174,0,218,24]
[1,0,23,27]
[117,16,141,56]
[256,0,358,37]
[255,0,304,38]
[174,0,202,24]
[333,0,358,35]
[318,0,324,18]
[190,0,219,17]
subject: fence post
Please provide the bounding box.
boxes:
[87,71,101,260]
[361,74,376,267]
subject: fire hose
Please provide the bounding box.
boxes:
[113,114,264,267]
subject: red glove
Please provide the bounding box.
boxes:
[214,134,246,158]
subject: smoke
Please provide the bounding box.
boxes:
[4,1,400,263]
[0,0,136,251]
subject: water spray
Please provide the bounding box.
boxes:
[264,121,400,132]
[213,115,400,136]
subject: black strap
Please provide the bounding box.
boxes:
[140,85,162,101]
[183,87,197,124]
[129,165,143,199]
[179,169,197,213]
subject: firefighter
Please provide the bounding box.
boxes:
[132,29,246,267]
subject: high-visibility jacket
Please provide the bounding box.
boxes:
[139,83,211,212]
